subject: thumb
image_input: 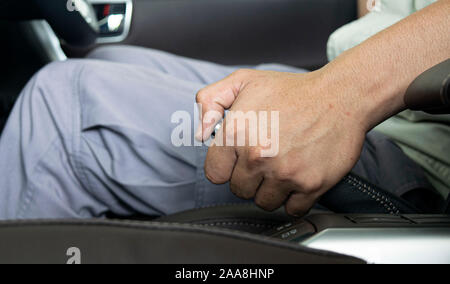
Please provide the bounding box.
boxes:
[195,69,250,141]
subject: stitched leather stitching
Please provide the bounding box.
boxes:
[345,175,400,214]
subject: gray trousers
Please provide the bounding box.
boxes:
[0,46,433,220]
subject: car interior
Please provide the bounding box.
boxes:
[0,0,449,264]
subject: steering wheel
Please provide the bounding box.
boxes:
[33,0,99,47]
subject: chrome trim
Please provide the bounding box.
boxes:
[29,20,67,62]
[89,0,133,43]
[302,228,450,264]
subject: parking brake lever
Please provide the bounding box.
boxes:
[405,59,450,115]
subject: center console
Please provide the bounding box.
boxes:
[266,214,450,264]
[157,204,450,264]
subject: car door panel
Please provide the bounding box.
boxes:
[66,0,356,69]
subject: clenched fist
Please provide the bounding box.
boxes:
[196,68,380,216]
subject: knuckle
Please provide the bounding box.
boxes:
[273,158,301,182]
[275,166,296,182]
[297,172,324,193]
[247,148,265,167]
[232,68,252,79]
[196,89,208,103]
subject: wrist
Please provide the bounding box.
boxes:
[317,56,407,132]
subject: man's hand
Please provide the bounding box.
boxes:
[196,69,369,216]
[196,1,449,216]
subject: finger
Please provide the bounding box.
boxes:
[254,179,292,212]
[195,70,250,141]
[229,151,264,200]
[204,144,237,184]
[284,192,317,217]
[196,108,223,142]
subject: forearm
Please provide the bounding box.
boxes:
[320,0,450,130]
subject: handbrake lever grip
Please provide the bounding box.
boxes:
[404,59,450,115]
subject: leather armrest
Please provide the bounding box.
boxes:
[0,219,365,264]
